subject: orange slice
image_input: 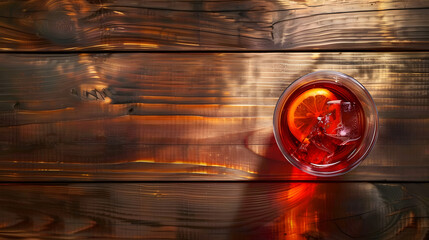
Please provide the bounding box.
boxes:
[287,88,340,142]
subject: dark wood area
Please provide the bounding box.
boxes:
[0,52,428,181]
[0,0,429,51]
[0,182,427,239]
[1,0,428,239]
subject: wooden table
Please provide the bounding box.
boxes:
[0,0,428,239]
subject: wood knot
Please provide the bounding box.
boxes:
[13,102,20,110]
[35,11,77,45]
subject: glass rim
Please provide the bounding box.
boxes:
[273,70,379,177]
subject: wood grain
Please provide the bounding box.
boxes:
[0,182,427,239]
[0,0,428,51]
[0,52,428,181]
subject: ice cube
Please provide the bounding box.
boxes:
[293,134,339,165]
[325,101,361,145]
[293,115,340,165]
[293,140,332,165]
[293,100,361,165]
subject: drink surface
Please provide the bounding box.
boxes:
[278,81,365,167]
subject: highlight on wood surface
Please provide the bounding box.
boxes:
[0,0,429,51]
[0,52,428,181]
[0,182,427,239]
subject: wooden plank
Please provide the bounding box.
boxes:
[0,0,429,51]
[0,182,427,239]
[0,52,428,181]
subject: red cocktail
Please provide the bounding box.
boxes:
[273,71,378,177]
